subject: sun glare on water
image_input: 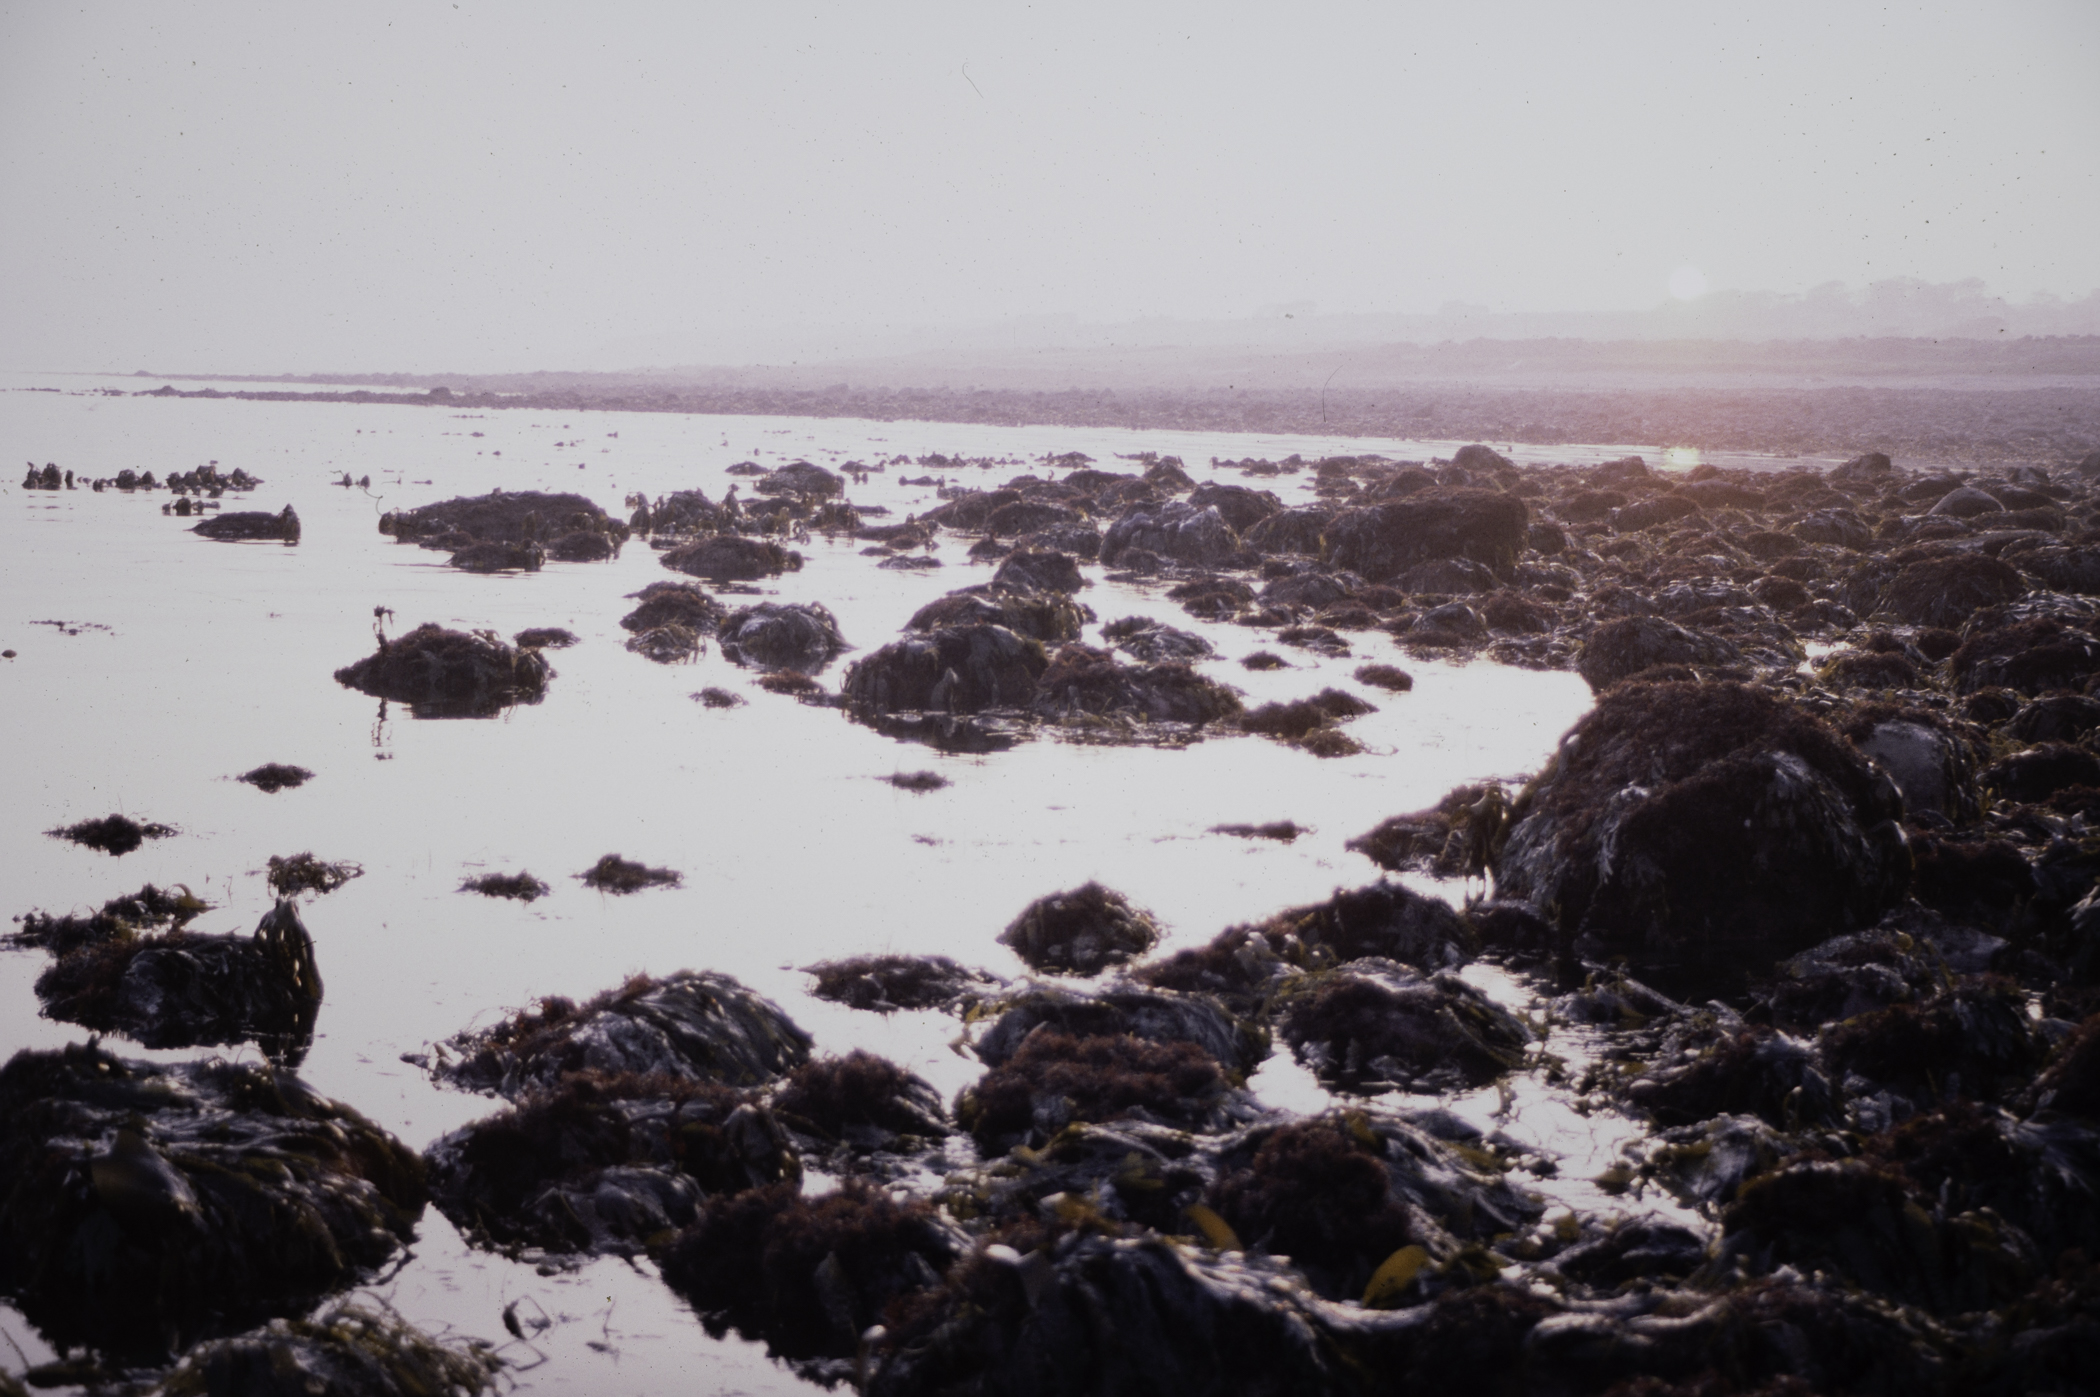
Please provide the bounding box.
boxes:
[1668,266,1709,300]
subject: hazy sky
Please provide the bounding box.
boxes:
[3,1,2096,373]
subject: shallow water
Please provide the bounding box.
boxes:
[4,375,1675,1391]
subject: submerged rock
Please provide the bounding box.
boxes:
[1496,681,1909,957]
[0,1041,426,1360]
[333,623,550,715]
[433,970,813,1099]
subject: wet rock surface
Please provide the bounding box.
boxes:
[0,1042,427,1361]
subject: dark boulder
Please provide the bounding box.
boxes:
[621,580,725,633]
[1029,644,1243,725]
[1575,615,1743,691]
[0,1042,427,1360]
[1883,554,2027,627]
[432,970,813,1100]
[992,548,1088,593]
[970,982,1267,1077]
[2009,694,2100,744]
[660,535,802,581]
[1187,481,1283,532]
[718,602,846,671]
[1984,742,2100,803]
[1100,616,1214,663]
[1928,485,2005,518]
[191,505,300,543]
[1791,509,1874,549]
[1950,615,2100,695]
[842,624,1048,714]
[1612,494,1702,532]
[1273,960,1529,1095]
[1496,681,1910,955]
[999,882,1161,976]
[333,623,550,715]
[2018,545,2100,596]
[1242,508,1330,556]
[754,460,843,497]
[906,585,1085,642]
[956,1031,1245,1149]
[1843,709,1980,823]
[1324,488,1529,582]
[1100,502,1241,567]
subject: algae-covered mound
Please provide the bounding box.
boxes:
[425,1070,798,1255]
[1496,680,1910,956]
[660,534,802,581]
[843,624,1049,714]
[956,1030,1247,1150]
[191,505,300,543]
[379,488,622,549]
[970,980,1269,1078]
[1323,487,1528,581]
[802,953,1003,1013]
[32,900,325,1062]
[10,881,209,956]
[433,970,814,1100]
[999,882,1162,976]
[159,1301,502,1397]
[333,622,551,715]
[907,585,1087,643]
[659,1179,964,1364]
[47,812,177,856]
[718,601,847,672]
[236,762,312,793]
[1274,960,1531,1095]
[0,1041,427,1360]
[1029,644,1243,726]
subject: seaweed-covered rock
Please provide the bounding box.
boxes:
[957,1031,1244,1149]
[1348,783,1513,880]
[992,548,1087,593]
[237,762,312,793]
[1323,488,1529,582]
[448,539,543,572]
[10,881,209,955]
[842,624,1048,714]
[1204,1111,1541,1302]
[192,505,300,543]
[625,623,703,663]
[1843,709,1981,823]
[755,460,844,497]
[1496,681,1910,956]
[433,970,813,1099]
[379,489,618,547]
[620,580,725,633]
[0,1042,426,1359]
[1248,881,1478,972]
[1621,1020,1838,1130]
[1818,978,2046,1111]
[32,900,324,1063]
[1029,644,1243,726]
[333,623,550,715]
[1100,615,1214,663]
[1100,501,1240,567]
[1984,742,2100,803]
[1883,554,2027,627]
[870,1232,1356,1397]
[772,1051,950,1149]
[1950,615,2100,695]
[906,585,1086,642]
[659,1180,963,1363]
[158,1302,502,1397]
[1243,508,1331,556]
[718,601,847,671]
[1000,882,1162,976]
[660,534,802,581]
[424,1070,795,1254]
[2008,693,2100,744]
[971,981,1267,1077]
[802,954,1003,1013]
[1575,615,1744,692]
[1273,961,1530,1094]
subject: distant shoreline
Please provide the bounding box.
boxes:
[117,371,2100,468]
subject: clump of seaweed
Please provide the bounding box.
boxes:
[513,626,579,648]
[999,882,1162,976]
[1354,663,1415,692]
[158,1300,502,1397]
[333,622,550,716]
[656,1179,960,1361]
[956,1030,1233,1149]
[802,954,1003,1013]
[758,671,822,696]
[772,1051,950,1144]
[1239,689,1377,740]
[10,882,209,955]
[1210,821,1306,842]
[235,763,312,793]
[625,623,703,664]
[266,852,363,897]
[1241,651,1289,670]
[48,814,176,856]
[579,854,682,894]
[885,770,950,792]
[460,871,550,902]
[694,687,747,708]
